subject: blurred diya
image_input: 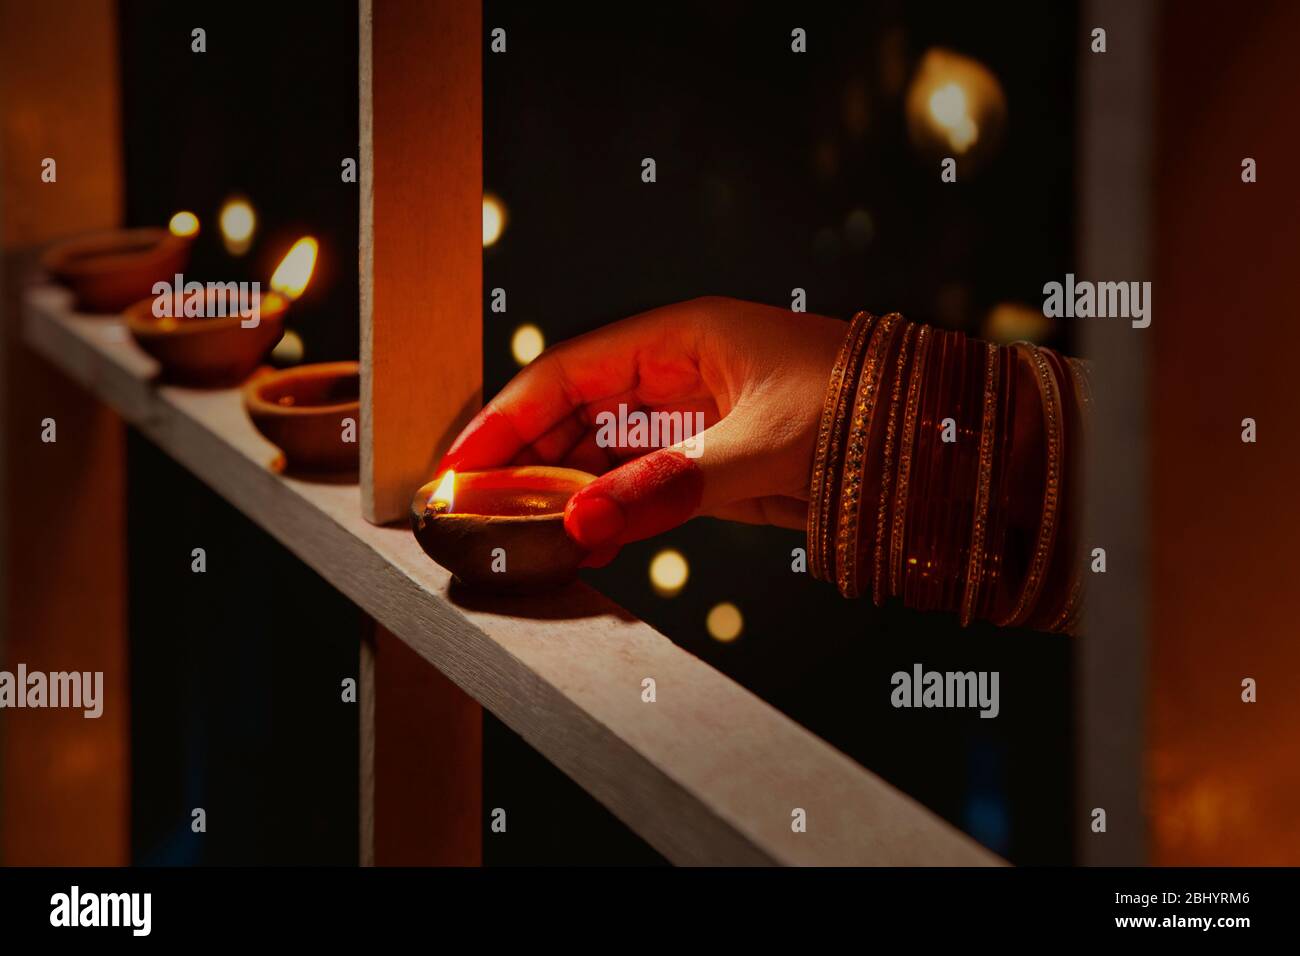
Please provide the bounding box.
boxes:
[410,467,595,592]
[124,236,317,388]
[41,213,198,313]
[126,290,286,387]
[243,361,360,474]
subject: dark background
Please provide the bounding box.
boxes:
[484,0,1079,865]
[118,0,1078,865]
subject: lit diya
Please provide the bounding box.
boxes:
[243,361,360,474]
[410,467,596,591]
[41,211,198,314]
[126,236,317,387]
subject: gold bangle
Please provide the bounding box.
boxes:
[872,321,916,606]
[890,324,933,598]
[807,311,875,580]
[836,314,898,598]
[960,342,1000,626]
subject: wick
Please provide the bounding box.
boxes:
[430,500,450,515]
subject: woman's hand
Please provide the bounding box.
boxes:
[440,296,847,564]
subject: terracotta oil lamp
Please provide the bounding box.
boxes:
[125,236,317,388]
[410,467,596,591]
[126,292,287,387]
[41,213,198,314]
[243,361,360,475]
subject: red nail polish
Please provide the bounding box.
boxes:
[565,494,625,549]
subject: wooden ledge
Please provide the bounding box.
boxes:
[22,284,1001,866]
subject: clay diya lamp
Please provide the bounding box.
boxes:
[124,235,317,388]
[41,225,196,314]
[410,467,596,592]
[243,361,361,474]
[125,292,287,387]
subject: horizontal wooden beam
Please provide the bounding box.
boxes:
[23,285,1000,867]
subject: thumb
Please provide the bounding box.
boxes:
[563,415,760,550]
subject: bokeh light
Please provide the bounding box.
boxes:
[483,193,506,247]
[168,210,199,237]
[983,302,1052,344]
[905,48,1007,172]
[706,602,743,642]
[271,329,305,365]
[649,549,689,597]
[511,324,544,365]
[219,197,256,255]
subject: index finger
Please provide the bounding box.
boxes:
[438,308,677,471]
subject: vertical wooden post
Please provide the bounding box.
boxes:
[1076,0,1155,866]
[357,0,484,865]
[0,0,128,865]
[363,624,481,866]
[359,0,483,525]
[1148,2,1300,866]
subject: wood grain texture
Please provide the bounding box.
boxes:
[1149,2,1300,865]
[25,285,1000,866]
[1075,0,1153,866]
[359,0,483,525]
[0,0,127,866]
[370,622,481,865]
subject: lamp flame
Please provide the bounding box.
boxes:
[428,470,455,513]
[270,237,318,301]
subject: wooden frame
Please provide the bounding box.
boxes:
[358,0,485,866]
[359,0,482,526]
[22,286,999,866]
[11,0,1006,867]
[0,0,129,866]
[1075,0,1154,865]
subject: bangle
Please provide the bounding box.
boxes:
[810,312,1088,633]
[999,342,1063,628]
[836,314,900,596]
[872,322,918,605]
[807,311,876,581]
[889,323,933,598]
[960,342,1001,626]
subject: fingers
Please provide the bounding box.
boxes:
[440,310,683,471]
[562,412,765,550]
